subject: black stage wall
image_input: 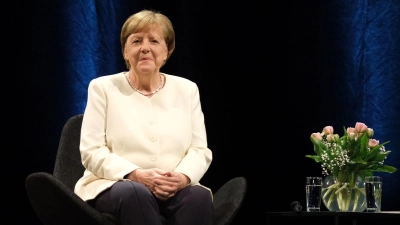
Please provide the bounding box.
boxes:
[22,1,400,224]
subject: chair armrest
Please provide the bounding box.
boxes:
[212,177,247,225]
[25,172,113,225]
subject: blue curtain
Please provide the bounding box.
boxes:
[55,0,139,116]
[316,0,400,209]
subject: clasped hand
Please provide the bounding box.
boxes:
[129,168,189,201]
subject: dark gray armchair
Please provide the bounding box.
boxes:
[26,114,247,225]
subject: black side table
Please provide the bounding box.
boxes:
[266,211,400,225]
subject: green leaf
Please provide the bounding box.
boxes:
[367,165,397,173]
[383,150,392,155]
[310,137,326,155]
[305,155,322,162]
[358,170,373,178]
[380,140,390,146]
[339,136,348,149]
[365,147,380,161]
[369,145,380,152]
[369,151,391,162]
[351,157,367,164]
[379,165,397,173]
[359,134,368,156]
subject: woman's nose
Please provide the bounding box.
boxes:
[140,41,150,53]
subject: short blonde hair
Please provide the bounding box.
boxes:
[120,10,176,69]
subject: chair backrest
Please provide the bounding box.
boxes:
[53,114,85,191]
[212,176,247,225]
[50,114,246,225]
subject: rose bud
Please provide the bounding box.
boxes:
[368,139,379,147]
[367,128,374,137]
[311,132,323,141]
[323,126,334,135]
[355,122,368,133]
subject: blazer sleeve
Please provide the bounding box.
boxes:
[80,78,139,180]
[174,83,212,185]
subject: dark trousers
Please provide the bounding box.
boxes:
[89,180,213,225]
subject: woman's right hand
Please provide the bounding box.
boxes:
[153,171,189,201]
[127,168,182,200]
[126,168,168,191]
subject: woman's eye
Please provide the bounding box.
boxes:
[151,40,159,43]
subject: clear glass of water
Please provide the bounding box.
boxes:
[306,177,322,212]
[365,176,382,212]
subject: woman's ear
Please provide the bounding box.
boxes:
[123,49,128,60]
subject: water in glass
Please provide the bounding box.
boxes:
[365,179,382,212]
[306,184,322,211]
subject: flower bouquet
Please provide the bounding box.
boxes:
[306,122,397,212]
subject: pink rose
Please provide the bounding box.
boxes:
[347,127,355,134]
[323,126,334,135]
[368,139,379,147]
[311,132,323,141]
[355,122,368,133]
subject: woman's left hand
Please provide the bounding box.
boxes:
[152,172,190,200]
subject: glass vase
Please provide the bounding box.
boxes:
[321,175,367,212]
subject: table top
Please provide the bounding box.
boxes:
[266,211,400,225]
[266,211,400,217]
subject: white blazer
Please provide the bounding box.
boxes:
[74,72,213,201]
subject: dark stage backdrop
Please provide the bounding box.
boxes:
[26,0,400,224]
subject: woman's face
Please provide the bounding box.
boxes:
[124,25,168,74]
